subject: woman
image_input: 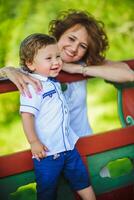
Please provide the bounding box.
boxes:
[0,10,134,137]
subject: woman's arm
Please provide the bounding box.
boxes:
[62,61,134,83]
[0,67,42,96]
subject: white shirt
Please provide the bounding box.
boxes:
[63,80,92,137]
[20,74,79,156]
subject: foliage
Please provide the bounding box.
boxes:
[87,79,121,133]
[0,92,19,125]
[0,0,133,67]
[10,183,36,200]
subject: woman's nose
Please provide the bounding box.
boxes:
[71,43,79,52]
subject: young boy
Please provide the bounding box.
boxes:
[19,33,96,200]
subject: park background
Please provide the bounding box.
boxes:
[0,0,134,155]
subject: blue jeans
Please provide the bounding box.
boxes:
[33,148,90,200]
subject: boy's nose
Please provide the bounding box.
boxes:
[52,58,60,67]
[53,59,59,65]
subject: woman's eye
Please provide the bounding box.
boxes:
[56,55,61,58]
[68,37,75,41]
[80,45,87,50]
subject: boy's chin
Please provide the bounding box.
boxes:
[50,72,59,77]
[49,74,56,77]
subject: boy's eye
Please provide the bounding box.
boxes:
[56,55,61,58]
[46,57,51,60]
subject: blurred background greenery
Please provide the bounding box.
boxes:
[0,0,134,155]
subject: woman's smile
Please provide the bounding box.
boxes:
[64,48,76,57]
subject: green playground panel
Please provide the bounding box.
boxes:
[115,82,134,127]
[0,144,133,200]
[117,88,134,127]
[87,144,134,194]
[106,81,134,127]
[0,171,74,200]
[0,171,35,200]
[10,183,36,200]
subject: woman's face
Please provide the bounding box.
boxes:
[58,24,89,63]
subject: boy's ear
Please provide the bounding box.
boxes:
[26,61,35,71]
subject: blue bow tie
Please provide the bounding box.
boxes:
[48,77,68,92]
[48,77,58,82]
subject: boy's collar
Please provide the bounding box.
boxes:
[29,73,48,81]
[29,73,58,82]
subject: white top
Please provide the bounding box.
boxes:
[20,74,79,156]
[63,80,92,137]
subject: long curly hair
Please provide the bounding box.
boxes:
[49,9,109,65]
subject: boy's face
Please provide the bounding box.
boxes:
[27,44,63,77]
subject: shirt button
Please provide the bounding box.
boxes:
[65,110,68,114]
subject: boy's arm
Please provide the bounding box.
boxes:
[21,112,48,160]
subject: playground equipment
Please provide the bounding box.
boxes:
[0,60,134,200]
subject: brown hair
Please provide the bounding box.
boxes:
[19,33,57,72]
[49,9,109,65]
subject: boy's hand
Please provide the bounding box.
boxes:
[30,140,49,161]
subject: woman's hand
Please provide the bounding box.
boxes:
[83,61,134,82]
[1,67,42,97]
[62,63,83,74]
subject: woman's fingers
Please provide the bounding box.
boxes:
[13,80,25,96]
[19,78,32,98]
[5,67,42,96]
[29,76,43,92]
[5,68,30,95]
[20,74,42,96]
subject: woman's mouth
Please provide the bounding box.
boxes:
[64,49,75,57]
